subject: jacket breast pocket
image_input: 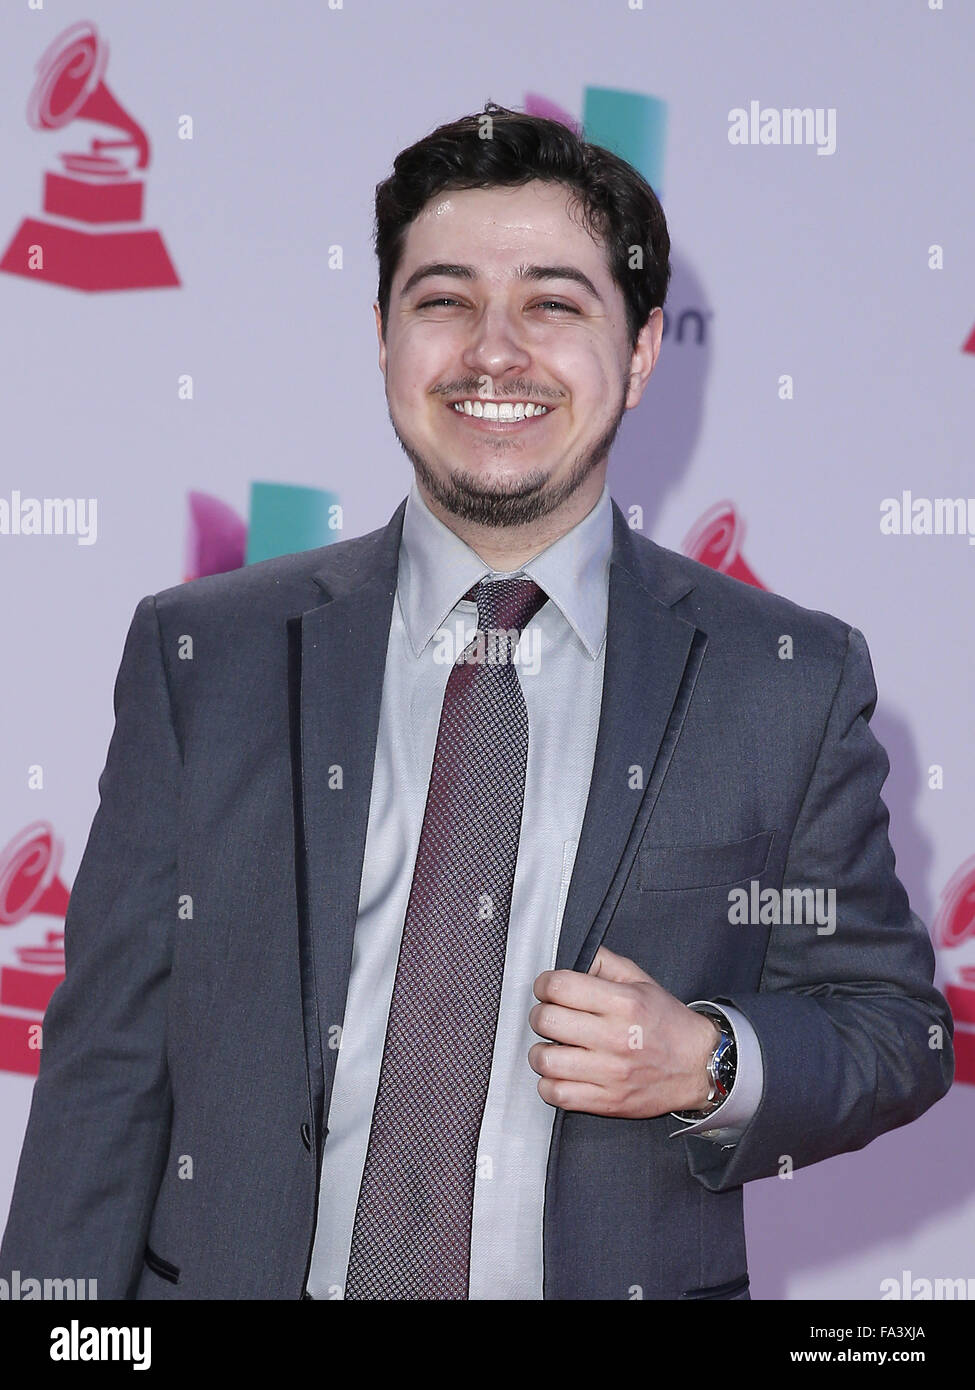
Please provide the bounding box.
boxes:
[638,830,774,892]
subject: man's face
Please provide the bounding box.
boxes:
[375,180,661,529]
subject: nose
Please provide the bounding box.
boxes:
[461,301,531,382]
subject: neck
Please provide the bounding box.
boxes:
[415,470,607,571]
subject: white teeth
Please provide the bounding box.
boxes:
[451,400,549,420]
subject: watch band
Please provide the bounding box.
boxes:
[671,1007,738,1123]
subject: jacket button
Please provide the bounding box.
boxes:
[300,1122,312,1151]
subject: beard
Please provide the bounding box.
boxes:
[389,380,630,528]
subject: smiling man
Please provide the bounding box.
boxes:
[379,178,645,554]
[0,102,953,1302]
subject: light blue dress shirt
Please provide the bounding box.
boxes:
[305,477,763,1300]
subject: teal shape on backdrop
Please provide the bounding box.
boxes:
[246,481,341,564]
[582,87,667,195]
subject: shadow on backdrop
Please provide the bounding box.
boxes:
[609,259,969,1298]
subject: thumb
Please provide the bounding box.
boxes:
[588,944,655,985]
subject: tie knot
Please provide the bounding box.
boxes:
[465,576,547,638]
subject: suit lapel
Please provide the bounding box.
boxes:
[288,500,406,1153]
[554,504,708,973]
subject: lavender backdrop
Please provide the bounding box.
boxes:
[1,0,972,1300]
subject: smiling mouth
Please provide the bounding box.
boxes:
[445,399,556,430]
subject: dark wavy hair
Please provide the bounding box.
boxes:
[374,101,671,355]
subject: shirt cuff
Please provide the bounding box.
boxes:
[668,1001,764,1147]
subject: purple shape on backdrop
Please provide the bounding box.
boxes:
[185,490,248,580]
[523,92,582,135]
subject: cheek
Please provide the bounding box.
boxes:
[389,330,462,396]
[552,346,618,412]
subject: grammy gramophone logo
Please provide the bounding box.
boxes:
[682,501,767,591]
[934,857,975,1088]
[0,823,69,1078]
[0,20,179,292]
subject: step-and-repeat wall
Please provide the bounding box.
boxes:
[1,0,972,1300]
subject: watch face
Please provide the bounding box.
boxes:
[711,1034,737,1091]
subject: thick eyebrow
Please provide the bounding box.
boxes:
[399,261,604,305]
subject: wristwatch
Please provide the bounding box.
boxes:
[671,1007,737,1123]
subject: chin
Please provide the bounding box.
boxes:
[445,462,551,498]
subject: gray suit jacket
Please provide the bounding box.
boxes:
[0,496,954,1300]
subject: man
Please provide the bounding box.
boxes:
[0,103,954,1301]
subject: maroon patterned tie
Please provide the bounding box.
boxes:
[343,576,548,1300]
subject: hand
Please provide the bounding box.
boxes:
[528,945,720,1118]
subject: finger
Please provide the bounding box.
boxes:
[528,1040,621,1086]
[533,966,628,1016]
[588,945,655,985]
[536,1076,618,1114]
[528,1000,620,1050]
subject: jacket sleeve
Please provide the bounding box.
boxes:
[0,594,180,1297]
[681,624,955,1191]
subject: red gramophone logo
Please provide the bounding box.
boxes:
[0,20,180,292]
[934,857,975,1087]
[682,501,767,590]
[0,823,70,1076]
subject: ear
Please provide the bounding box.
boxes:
[624,307,664,410]
[373,302,387,375]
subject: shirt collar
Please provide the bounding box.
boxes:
[397,473,612,659]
